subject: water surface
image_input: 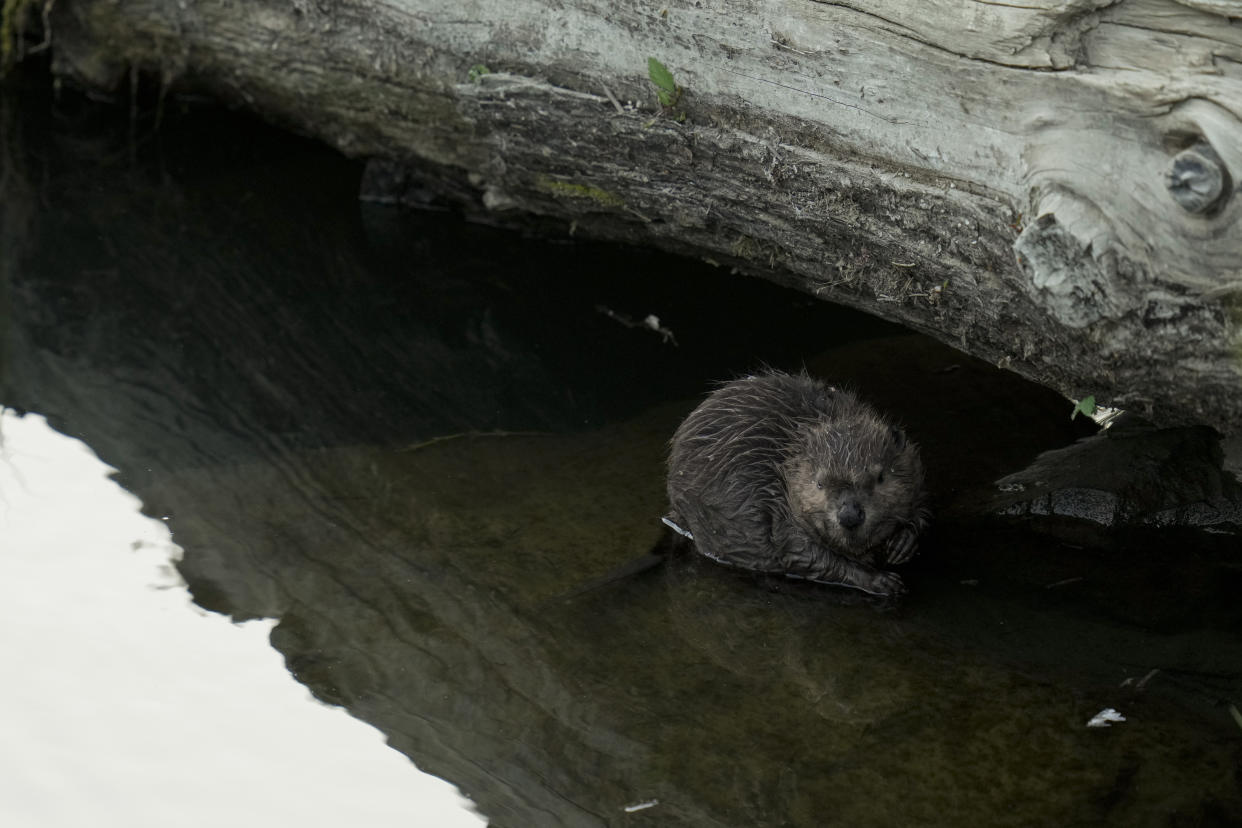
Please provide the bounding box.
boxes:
[2,68,1239,827]
[0,411,484,827]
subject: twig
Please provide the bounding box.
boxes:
[600,83,624,114]
[623,800,659,813]
[398,430,552,453]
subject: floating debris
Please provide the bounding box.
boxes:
[596,305,679,345]
[1044,576,1084,589]
[623,799,659,813]
[642,313,679,345]
[1087,708,1126,728]
[1120,668,1160,691]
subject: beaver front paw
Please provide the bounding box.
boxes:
[883,526,920,565]
[859,569,906,598]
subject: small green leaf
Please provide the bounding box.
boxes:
[1230,704,1242,732]
[467,64,491,84]
[648,57,680,109]
[648,58,676,94]
[1071,395,1097,421]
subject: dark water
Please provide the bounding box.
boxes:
[3,68,1240,827]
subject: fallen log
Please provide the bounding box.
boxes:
[21,0,1242,431]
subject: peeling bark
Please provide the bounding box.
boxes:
[32,0,1242,431]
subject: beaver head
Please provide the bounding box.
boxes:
[782,413,925,562]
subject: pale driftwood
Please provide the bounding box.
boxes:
[41,0,1242,431]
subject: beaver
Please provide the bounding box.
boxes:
[666,370,929,597]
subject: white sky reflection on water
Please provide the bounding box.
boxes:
[0,410,487,828]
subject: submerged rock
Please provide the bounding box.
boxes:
[986,418,1242,533]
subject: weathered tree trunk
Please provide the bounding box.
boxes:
[32,0,1242,431]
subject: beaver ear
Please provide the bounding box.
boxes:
[891,427,907,450]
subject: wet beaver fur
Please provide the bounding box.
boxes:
[666,370,929,597]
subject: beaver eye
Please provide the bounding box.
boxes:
[815,480,824,490]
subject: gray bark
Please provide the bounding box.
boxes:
[37,0,1242,432]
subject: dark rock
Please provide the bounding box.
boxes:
[986,417,1242,532]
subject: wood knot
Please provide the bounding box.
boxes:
[1165,141,1229,215]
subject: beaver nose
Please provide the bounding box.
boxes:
[837,500,865,530]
